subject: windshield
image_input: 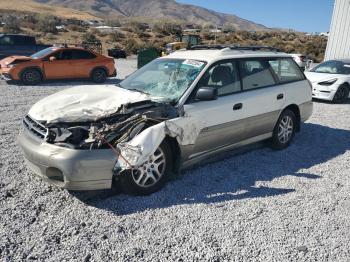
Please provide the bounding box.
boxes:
[119,58,206,102]
[310,60,350,75]
[30,47,55,59]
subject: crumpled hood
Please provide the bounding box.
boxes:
[0,56,32,67]
[28,85,150,123]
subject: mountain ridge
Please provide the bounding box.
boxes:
[33,0,268,31]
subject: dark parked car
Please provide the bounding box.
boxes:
[107,48,127,59]
[0,34,51,59]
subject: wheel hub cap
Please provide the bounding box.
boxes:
[278,116,293,144]
[131,148,166,188]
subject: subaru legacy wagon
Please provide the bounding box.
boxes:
[18,46,313,195]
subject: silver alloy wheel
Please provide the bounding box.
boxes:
[131,147,166,188]
[277,115,294,144]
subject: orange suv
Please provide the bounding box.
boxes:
[0,46,116,85]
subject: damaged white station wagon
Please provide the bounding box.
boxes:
[18,46,313,195]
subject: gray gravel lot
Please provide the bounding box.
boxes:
[1,58,350,261]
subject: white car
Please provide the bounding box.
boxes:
[18,46,313,195]
[290,54,309,71]
[305,59,350,102]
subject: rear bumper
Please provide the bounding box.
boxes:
[18,129,117,191]
[300,101,313,122]
[110,68,117,77]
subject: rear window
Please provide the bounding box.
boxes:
[0,36,14,45]
[13,35,35,45]
[239,59,276,90]
[268,58,305,83]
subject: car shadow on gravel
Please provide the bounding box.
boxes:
[73,123,350,215]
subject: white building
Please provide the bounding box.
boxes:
[325,0,350,60]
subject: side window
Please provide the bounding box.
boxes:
[197,61,241,96]
[72,50,96,59]
[268,58,304,83]
[239,59,276,90]
[0,36,14,45]
[60,50,73,60]
[13,36,35,45]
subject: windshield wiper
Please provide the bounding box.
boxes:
[127,88,151,96]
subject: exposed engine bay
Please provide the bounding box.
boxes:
[43,100,179,151]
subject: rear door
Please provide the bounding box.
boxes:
[184,58,285,158]
[43,50,77,79]
[70,49,98,78]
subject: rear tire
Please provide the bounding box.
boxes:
[119,141,173,195]
[270,109,297,150]
[91,68,107,83]
[21,69,42,85]
[333,84,350,103]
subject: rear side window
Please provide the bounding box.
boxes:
[239,60,276,90]
[268,58,304,83]
[197,60,241,96]
[72,50,96,59]
[13,36,35,45]
[0,36,14,45]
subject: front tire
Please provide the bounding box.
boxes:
[333,84,350,103]
[21,69,42,85]
[91,68,107,83]
[270,109,297,150]
[119,141,173,195]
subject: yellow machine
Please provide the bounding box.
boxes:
[165,34,201,54]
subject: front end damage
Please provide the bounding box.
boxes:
[19,97,203,190]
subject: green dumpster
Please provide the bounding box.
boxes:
[137,48,160,69]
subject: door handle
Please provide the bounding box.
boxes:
[277,94,284,100]
[233,103,243,110]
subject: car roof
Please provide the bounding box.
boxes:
[165,49,291,63]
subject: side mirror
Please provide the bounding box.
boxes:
[195,87,218,101]
[49,56,56,62]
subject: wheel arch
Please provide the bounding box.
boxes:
[19,66,44,80]
[89,66,108,78]
[282,104,301,132]
[164,135,182,175]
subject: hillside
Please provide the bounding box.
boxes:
[33,0,268,30]
[0,0,99,20]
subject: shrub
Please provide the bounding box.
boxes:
[109,31,126,42]
[3,16,21,33]
[82,32,100,43]
[36,15,58,34]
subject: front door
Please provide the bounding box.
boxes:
[43,50,77,79]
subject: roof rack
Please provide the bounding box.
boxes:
[188,45,282,52]
[53,42,103,54]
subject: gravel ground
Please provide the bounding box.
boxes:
[1,58,350,261]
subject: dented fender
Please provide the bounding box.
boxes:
[117,116,206,169]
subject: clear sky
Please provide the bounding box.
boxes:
[176,0,334,32]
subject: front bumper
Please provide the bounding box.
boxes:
[18,129,118,190]
[0,68,13,81]
[311,85,336,101]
